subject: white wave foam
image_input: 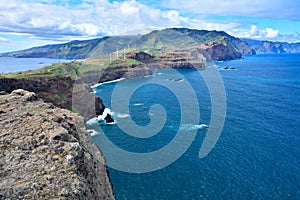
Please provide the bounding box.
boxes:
[193,124,209,129]
[166,78,184,82]
[86,108,116,125]
[133,103,144,106]
[97,108,114,120]
[116,113,130,118]
[91,78,126,88]
[180,123,209,131]
[86,117,99,125]
[87,129,99,136]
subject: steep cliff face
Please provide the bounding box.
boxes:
[0,77,112,122]
[97,64,153,83]
[127,39,242,70]
[0,90,114,199]
[0,76,73,109]
[228,37,256,55]
[150,51,205,69]
[202,39,242,61]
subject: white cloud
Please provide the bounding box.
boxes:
[161,0,300,20]
[264,28,279,38]
[0,0,299,53]
[231,25,281,40]
[0,37,10,42]
[0,0,242,40]
[72,23,100,36]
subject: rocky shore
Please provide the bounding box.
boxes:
[0,89,115,199]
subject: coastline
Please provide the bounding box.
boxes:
[91,78,126,88]
[0,89,115,199]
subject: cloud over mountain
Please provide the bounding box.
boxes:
[0,0,299,52]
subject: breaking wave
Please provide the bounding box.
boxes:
[180,123,209,131]
[86,108,116,125]
[91,78,126,88]
[116,113,130,118]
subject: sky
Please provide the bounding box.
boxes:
[0,0,299,53]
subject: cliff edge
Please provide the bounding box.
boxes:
[0,89,114,199]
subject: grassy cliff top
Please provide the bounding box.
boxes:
[1,57,142,79]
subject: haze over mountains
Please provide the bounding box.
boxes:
[1,28,300,59]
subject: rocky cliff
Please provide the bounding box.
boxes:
[0,76,73,109]
[0,89,115,199]
[97,64,153,83]
[126,39,242,70]
[0,76,114,122]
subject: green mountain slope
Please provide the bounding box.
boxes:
[0,28,255,59]
[1,38,105,59]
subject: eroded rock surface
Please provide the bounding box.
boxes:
[0,89,114,200]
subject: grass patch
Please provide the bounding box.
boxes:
[108,58,141,67]
[57,93,66,101]
[69,106,79,113]
[28,107,46,114]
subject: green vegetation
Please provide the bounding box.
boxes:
[108,58,141,67]
[1,55,143,80]
[3,61,81,79]
[0,28,253,80]
[57,93,66,101]
[69,106,79,113]
[1,28,250,60]
[28,107,46,114]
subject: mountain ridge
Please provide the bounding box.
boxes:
[2,28,300,61]
[0,28,254,59]
[242,38,300,54]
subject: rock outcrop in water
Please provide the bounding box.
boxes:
[0,89,114,199]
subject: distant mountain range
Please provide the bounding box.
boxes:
[242,38,300,54]
[1,28,300,59]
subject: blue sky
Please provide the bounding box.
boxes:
[0,0,299,53]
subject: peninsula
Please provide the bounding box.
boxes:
[1,27,300,199]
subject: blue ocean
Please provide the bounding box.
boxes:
[0,57,71,73]
[89,53,300,200]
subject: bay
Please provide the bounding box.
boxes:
[0,57,71,73]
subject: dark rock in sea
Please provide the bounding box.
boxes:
[223,66,236,70]
[105,113,114,123]
[95,96,106,116]
[0,90,115,199]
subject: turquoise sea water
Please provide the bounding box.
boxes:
[91,53,299,199]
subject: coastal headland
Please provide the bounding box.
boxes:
[1,28,300,199]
